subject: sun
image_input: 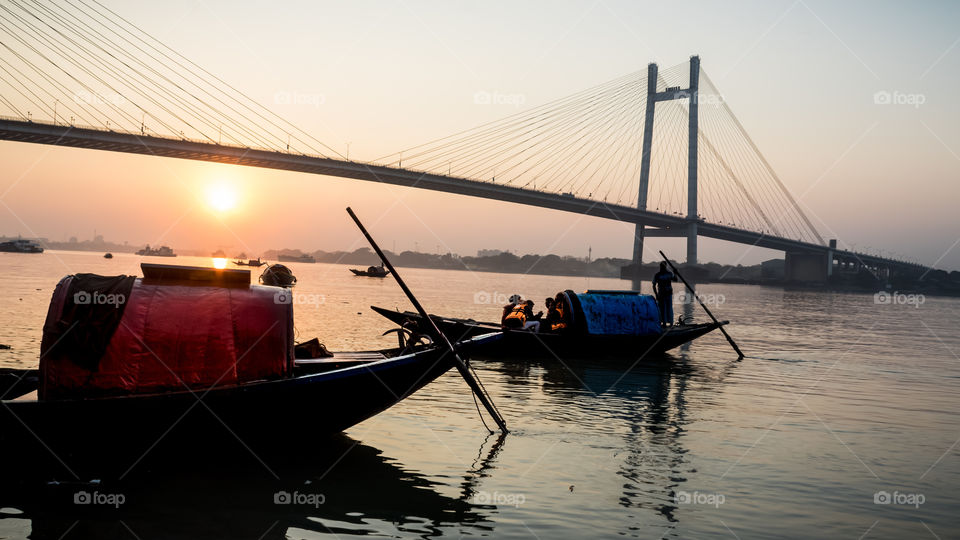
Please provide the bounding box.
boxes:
[206,183,237,213]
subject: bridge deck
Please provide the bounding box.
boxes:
[0,118,924,272]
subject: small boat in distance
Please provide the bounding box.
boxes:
[234,257,265,267]
[211,249,227,258]
[278,253,316,264]
[103,253,113,259]
[136,244,176,257]
[351,264,390,277]
[0,238,43,253]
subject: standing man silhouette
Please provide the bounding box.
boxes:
[652,262,678,326]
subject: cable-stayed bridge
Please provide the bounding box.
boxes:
[0,0,926,282]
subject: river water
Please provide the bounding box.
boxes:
[0,251,958,539]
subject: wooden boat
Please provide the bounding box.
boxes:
[350,264,390,277]
[0,263,497,477]
[233,257,265,267]
[0,336,495,476]
[371,290,726,357]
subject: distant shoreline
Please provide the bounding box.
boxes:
[16,245,960,298]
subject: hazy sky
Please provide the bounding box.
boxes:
[2,0,959,268]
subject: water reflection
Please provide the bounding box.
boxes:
[0,434,498,539]
[480,351,738,535]
[457,432,507,504]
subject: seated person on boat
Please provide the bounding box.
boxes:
[500,294,521,326]
[543,297,560,328]
[502,299,542,332]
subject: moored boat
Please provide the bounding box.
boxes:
[0,238,43,253]
[0,263,497,477]
[372,290,725,358]
[350,264,390,277]
[233,257,265,267]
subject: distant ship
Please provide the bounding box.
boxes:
[278,253,316,264]
[0,238,43,253]
[136,245,176,257]
[211,249,227,258]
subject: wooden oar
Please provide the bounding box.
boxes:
[658,250,744,359]
[347,208,508,432]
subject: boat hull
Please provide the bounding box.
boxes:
[0,337,495,478]
[350,269,389,277]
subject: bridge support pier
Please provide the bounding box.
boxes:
[685,55,699,266]
[629,55,700,275]
[631,62,659,269]
[686,222,698,265]
[784,251,831,282]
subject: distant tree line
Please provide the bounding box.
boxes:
[263,247,771,281]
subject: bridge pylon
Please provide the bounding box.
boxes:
[630,55,700,274]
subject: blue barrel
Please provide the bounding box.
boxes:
[573,291,661,336]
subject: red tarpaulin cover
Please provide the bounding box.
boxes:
[40,277,294,400]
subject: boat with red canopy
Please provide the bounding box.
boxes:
[0,263,497,476]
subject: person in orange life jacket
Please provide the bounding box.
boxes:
[504,300,542,332]
[550,292,570,331]
[501,294,522,327]
[543,297,561,329]
[652,262,678,326]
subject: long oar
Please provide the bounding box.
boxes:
[658,250,744,359]
[347,207,508,432]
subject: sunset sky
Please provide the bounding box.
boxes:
[1,0,959,268]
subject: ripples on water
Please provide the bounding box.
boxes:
[0,251,958,538]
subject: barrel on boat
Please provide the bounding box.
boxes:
[567,291,661,336]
